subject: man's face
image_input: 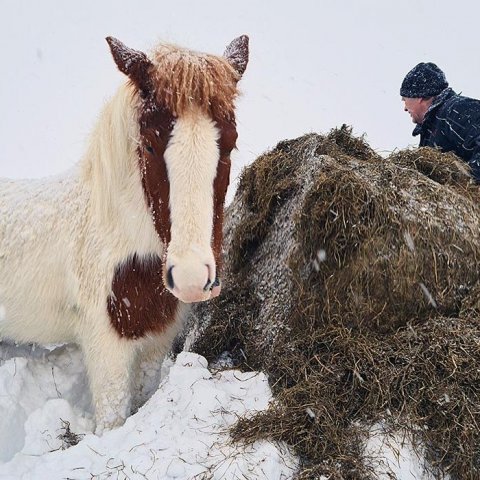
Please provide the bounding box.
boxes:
[402,97,432,124]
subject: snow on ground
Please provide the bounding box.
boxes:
[0,340,442,479]
[0,344,297,479]
[364,424,445,480]
[0,339,442,480]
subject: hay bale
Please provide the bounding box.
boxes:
[186,126,480,479]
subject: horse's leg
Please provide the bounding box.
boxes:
[81,329,138,435]
[131,323,184,412]
[131,336,165,412]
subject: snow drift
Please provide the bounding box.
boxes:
[0,344,297,479]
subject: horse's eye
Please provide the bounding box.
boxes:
[145,145,154,154]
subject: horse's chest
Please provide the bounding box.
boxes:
[107,254,178,339]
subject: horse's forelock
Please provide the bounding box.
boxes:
[148,44,240,119]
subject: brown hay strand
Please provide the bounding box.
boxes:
[389,147,473,188]
[150,44,239,119]
[189,127,480,479]
[231,317,480,479]
[292,164,479,332]
[313,123,381,162]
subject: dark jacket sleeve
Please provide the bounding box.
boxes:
[441,99,480,182]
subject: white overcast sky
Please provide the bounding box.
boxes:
[1,0,479,188]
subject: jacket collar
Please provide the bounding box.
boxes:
[412,87,456,136]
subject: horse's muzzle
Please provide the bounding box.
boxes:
[164,262,220,303]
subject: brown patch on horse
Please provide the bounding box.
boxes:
[107,254,178,339]
[137,100,175,244]
[211,119,237,272]
[150,44,240,119]
[211,157,230,273]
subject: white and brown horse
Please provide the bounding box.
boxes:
[0,35,248,433]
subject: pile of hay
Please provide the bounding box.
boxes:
[186,126,480,479]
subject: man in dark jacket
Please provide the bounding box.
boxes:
[400,62,480,181]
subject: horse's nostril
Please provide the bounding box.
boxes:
[167,266,175,290]
[204,277,220,292]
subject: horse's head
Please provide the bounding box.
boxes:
[106,36,249,304]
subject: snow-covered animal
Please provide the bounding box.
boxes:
[0,35,249,434]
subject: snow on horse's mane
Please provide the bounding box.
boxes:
[149,43,240,119]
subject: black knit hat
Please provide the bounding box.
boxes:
[400,62,448,98]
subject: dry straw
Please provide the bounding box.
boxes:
[190,126,480,479]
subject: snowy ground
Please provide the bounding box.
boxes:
[0,344,297,479]
[0,340,440,479]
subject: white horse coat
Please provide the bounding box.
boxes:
[0,35,249,433]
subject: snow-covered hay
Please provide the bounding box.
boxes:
[187,127,480,479]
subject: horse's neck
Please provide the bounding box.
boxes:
[81,85,160,253]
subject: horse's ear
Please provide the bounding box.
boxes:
[223,35,249,77]
[106,37,153,92]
